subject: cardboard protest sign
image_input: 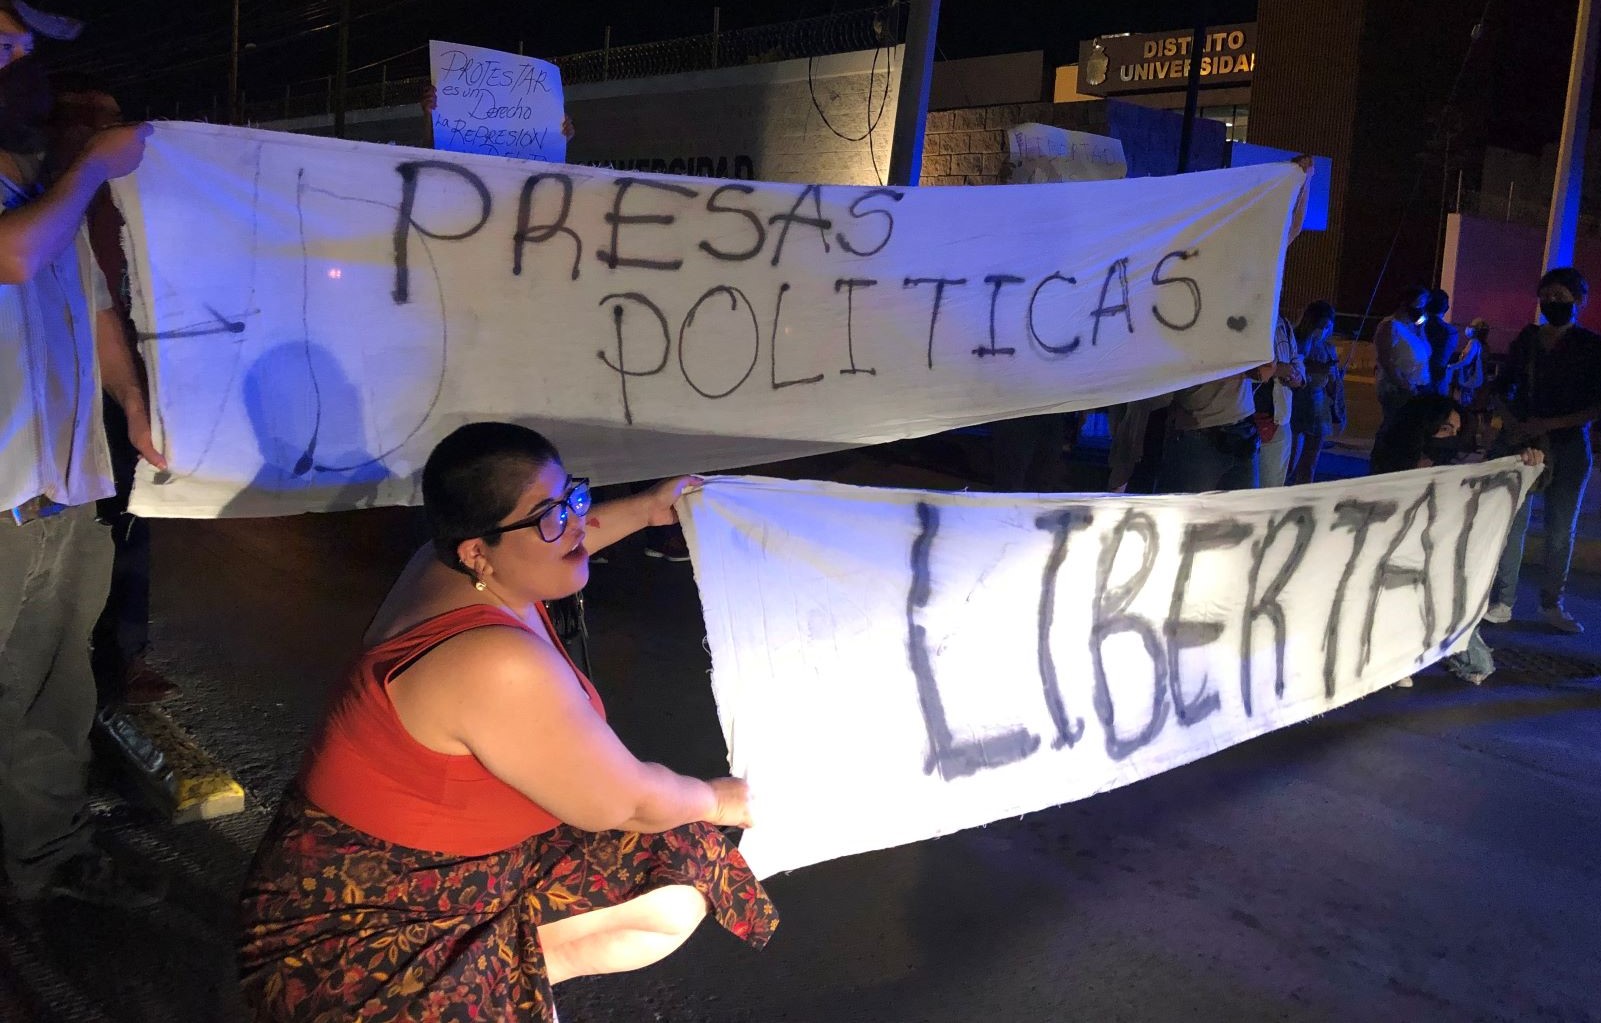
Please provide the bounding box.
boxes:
[429,39,566,162]
[681,464,1537,877]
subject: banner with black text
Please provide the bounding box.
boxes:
[114,122,1301,517]
[680,463,1539,878]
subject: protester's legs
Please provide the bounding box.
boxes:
[1218,448,1260,491]
[539,884,708,984]
[1491,495,1532,608]
[1289,427,1326,485]
[1258,427,1291,487]
[1159,429,1227,493]
[1539,430,1593,609]
[0,505,110,894]
[1443,627,1495,681]
[992,415,1062,492]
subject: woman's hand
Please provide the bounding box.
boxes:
[560,114,576,141]
[420,84,437,115]
[1520,447,1546,468]
[707,777,754,829]
[640,475,703,527]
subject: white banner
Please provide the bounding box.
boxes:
[429,40,567,162]
[114,122,1300,518]
[680,462,1538,878]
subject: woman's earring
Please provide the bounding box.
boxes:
[473,578,487,592]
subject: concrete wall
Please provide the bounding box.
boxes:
[564,48,899,185]
[928,51,1047,110]
[258,48,902,188]
[1439,212,1601,351]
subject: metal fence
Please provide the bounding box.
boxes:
[244,4,902,124]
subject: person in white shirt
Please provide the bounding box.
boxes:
[0,0,165,908]
[1373,286,1432,433]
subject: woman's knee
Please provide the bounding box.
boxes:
[638,884,707,936]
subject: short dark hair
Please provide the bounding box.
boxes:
[1425,288,1449,316]
[1370,394,1460,475]
[1296,300,1335,336]
[1539,266,1588,301]
[421,422,562,571]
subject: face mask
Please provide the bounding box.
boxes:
[0,55,52,149]
[1541,300,1576,327]
[1424,436,1463,465]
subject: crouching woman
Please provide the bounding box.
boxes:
[239,422,776,1022]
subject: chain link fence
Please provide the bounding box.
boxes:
[245,4,902,124]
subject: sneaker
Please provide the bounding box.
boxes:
[1393,676,1414,688]
[644,533,691,563]
[1481,602,1513,625]
[40,848,166,910]
[1543,605,1584,634]
[122,655,180,706]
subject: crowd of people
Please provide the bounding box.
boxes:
[3,4,1601,1020]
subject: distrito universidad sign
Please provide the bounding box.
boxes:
[1077,23,1256,96]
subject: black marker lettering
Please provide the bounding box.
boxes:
[1036,508,1095,748]
[1088,257,1135,346]
[835,187,904,257]
[1360,485,1440,674]
[1446,470,1525,645]
[595,292,672,425]
[904,277,967,369]
[392,160,491,304]
[909,502,1041,780]
[768,184,832,267]
[975,274,1023,358]
[1241,507,1315,714]
[768,283,823,390]
[698,183,767,262]
[1091,510,1168,760]
[835,278,879,375]
[1027,272,1081,355]
[678,285,760,399]
[1323,499,1398,696]
[1151,249,1202,331]
[512,173,581,281]
[1166,520,1253,726]
[596,177,698,272]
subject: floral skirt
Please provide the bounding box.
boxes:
[238,789,777,1022]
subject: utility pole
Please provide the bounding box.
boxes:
[1545,0,1601,271]
[1177,6,1209,173]
[886,0,939,186]
[228,0,240,124]
[333,0,351,138]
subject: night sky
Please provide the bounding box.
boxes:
[35,0,1590,158]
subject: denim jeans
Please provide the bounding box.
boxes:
[0,503,111,894]
[1493,429,1592,609]
[1443,628,1495,680]
[1159,425,1260,493]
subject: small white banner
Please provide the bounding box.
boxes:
[112,122,1300,518]
[680,462,1537,878]
[429,40,566,162]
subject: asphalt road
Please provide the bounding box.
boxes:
[2,444,1599,1023]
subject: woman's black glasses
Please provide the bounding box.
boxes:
[478,478,592,544]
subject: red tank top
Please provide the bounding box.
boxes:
[299,602,606,856]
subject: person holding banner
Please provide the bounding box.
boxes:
[1369,394,1544,686]
[1483,267,1601,634]
[0,1,168,908]
[239,422,776,1023]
